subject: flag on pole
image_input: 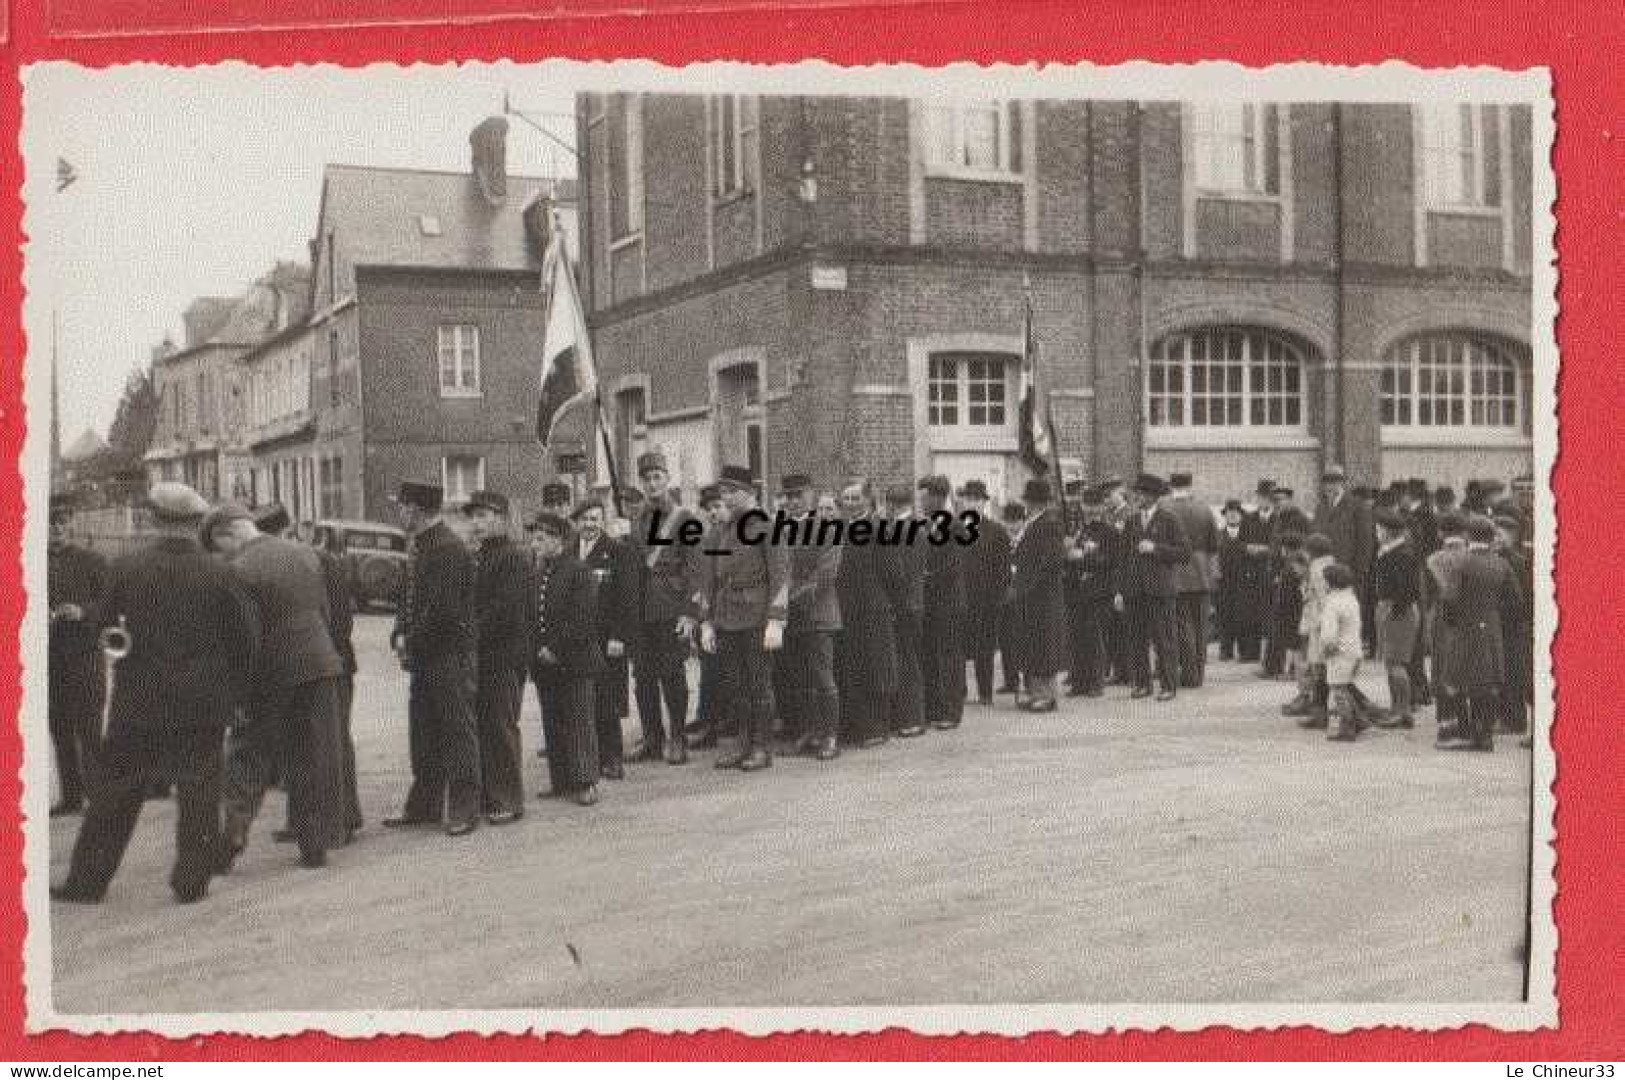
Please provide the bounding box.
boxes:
[1016,288,1062,481]
[535,224,599,456]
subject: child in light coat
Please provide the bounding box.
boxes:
[1318,560,1366,742]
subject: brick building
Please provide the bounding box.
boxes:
[575,95,1536,504]
[290,161,577,523]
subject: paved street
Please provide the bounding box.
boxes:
[48,613,1531,1013]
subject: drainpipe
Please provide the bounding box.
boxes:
[1331,103,1348,471]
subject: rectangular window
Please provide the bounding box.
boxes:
[922,102,1023,178]
[436,324,481,397]
[1191,104,1282,196]
[442,455,484,506]
[927,353,1011,429]
[711,95,759,198]
[608,94,645,240]
[1419,103,1501,209]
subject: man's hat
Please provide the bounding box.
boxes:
[717,464,755,491]
[1256,478,1277,497]
[1023,478,1052,504]
[1466,515,1498,544]
[1168,471,1194,489]
[527,510,570,537]
[1132,472,1167,497]
[1405,477,1430,499]
[698,483,722,505]
[1271,484,1295,499]
[1322,464,1348,483]
[884,483,914,508]
[1001,500,1028,523]
[1081,484,1108,507]
[253,502,291,536]
[917,474,951,497]
[780,472,813,494]
[1434,485,1457,506]
[146,482,211,524]
[1222,498,1244,514]
[1493,513,1523,536]
[636,451,669,478]
[570,499,606,522]
[957,479,990,500]
[393,481,443,513]
[619,486,646,506]
[199,502,253,551]
[462,490,510,516]
[541,481,573,506]
[1437,511,1467,536]
[1374,508,1408,531]
[1100,474,1123,489]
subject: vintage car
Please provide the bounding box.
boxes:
[312,519,410,612]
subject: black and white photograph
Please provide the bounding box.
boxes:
[19,60,1556,1035]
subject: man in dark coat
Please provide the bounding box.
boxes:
[47,495,107,817]
[687,485,727,747]
[955,480,1009,707]
[465,490,533,823]
[835,480,899,748]
[52,483,260,905]
[206,502,348,869]
[1493,513,1534,736]
[527,512,604,805]
[385,481,482,837]
[572,500,637,780]
[312,523,363,838]
[781,475,842,759]
[1422,512,1471,730]
[917,475,967,730]
[1010,478,1068,712]
[1312,465,1375,653]
[1114,473,1191,701]
[697,465,789,771]
[1400,478,1440,706]
[1216,499,1269,662]
[1436,516,1523,752]
[1066,484,1119,697]
[1165,472,1217,688]
[882,484,928,738]
[627,452,701,765]
[996,500,1028,695]
[1263,483,1312,678]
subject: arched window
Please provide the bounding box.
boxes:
[1380,332,1522,428]
[1147,327,1307,429]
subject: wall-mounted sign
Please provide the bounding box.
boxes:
[810,265,847,291]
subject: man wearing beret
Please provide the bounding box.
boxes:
[627,452,701,766]
[47,494,108,817]
[1010,478,1069,712]
[697,465,789,771]
[385,481,482,837]
[1114,473,1191,702]
[917,475,967,730]
[465,490,533,823]
[52,483,261,904]
[955,480,1009,707]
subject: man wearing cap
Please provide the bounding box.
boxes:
[781,474,842,758]
[52,483,261,905]
[571,500,638,780]
[1313,465,1374,652]
[916,475,967,730]
[385,481,482,837]
[526,511,604,805]
[1114,473,1191,702]
[1435,517,1523,751]
[464,490,533,823]
[205,502,348,869]
[1400,479,1440,707]
[627,452,701,765]
[697,466,789,770]
[1010,478,1069,712]
[834,479,899,748]
[1165,472,1218,688]
[541,480,575,520]
[997,499,1029,695]
[953,480,1009,707]
[1066,484,1120,698]
[47,494,108,817]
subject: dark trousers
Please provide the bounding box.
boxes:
[783,630,839,744]
[61,723,225,900]
[965,600,1000,701]
[1176,592,1209,688]
[834,631,889,745]
[1108,606,1134,683]
[403,651,481,826]
[633,620,690,752]
[336,675,361,831]
[533,664,598,794]
[1071,597,1110,694]
[921,606,966,728]
[225,678,346,861]
[475,656,526,815]
[1125,594,1181,694]
[693,650,729,736]
[593,654,628,769]
[717,628,774,754]
[1216,588,1264,662]
[996,603,1022,691]
[49,655,103,807]
[891,609,925,733]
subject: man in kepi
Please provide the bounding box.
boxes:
[698,465,789,771]
[47,493,107,817]
[52,483,260,904]
[385,481,482,837]
[628,451,701,765]
[465,490,533,824]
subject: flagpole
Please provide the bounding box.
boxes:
[1024,275,1071,526]
[557,236,625,520]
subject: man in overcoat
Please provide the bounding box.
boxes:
[52,484,260,904]
[1066,484,1119,697]
[1165,472,1217,687]
[1436,516,1523,752]
[627,452,701,765]
[1264,484,1312,680]
[955,481,1009,706]
[1216,498,1270,663]
[528,511,604,805]
[917,475,967,730]
[48,494,107,817]
[834,480,898,748]
[466,490,533,823]
[1114,473,1192,701]
[781,474,842,759]
[385,481,482,837]
[1312,465,1375,653]
[882,484,927,738]
[1010,478,1068,712]
[572,500,638,780]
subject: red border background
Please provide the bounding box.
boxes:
[3,0,1620,1060]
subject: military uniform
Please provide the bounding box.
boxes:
[530,531,604,800]
[628,471,701,763]
[53,484,260,904]
[467,491,534,819]
[47,513,108,814]
[1165,475,1217,688]
[575,525,637,777]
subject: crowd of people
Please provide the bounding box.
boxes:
[43,450,1536,906]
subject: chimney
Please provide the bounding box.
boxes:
[470,116,510,206]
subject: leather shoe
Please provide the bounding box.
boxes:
[273,828,296,844]
[171,884,208,905]
[50,884,103,904]
[1296,713,1329,730]
[631,744,664,763]
[929,720,960,731]
[600,762,625,781]
[487,809,523,825]
[895,725,926,738]
[857,736,888,749]
[212,838,243,875]
[977,695,993,707]
[48,800,83,818]
[445,819,479,837]
[1130,687,1153,699]
[299,851,327,869]
[715,751,746,769]
[812,739,840,761]
[1023,699,1058,713]
[665,743,689,766]
[573,785,600,806]
[1154,689,1176,702]
[383,814,437,829]
[738,750,773,772]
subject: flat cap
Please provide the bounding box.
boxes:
[462,489,509,516]
[717,464,754,491]
[1023,478,1052,504]
[541,481,573,505]
[636,451,669,477]
[698,484,722,505]
[1222,498,1244,514]
[393,481,443,512]
[1132,472,1168,497]
[780,473,813,494]
[253,502,291,536]
[1321,464,1348,483]
[1168,471,1194,488]
[199,502,253,550]
[146,482,211,524]
[957,479,990,500]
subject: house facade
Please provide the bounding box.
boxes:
[575,94,1536,504]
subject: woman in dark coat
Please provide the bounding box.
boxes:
[527,512,605,805]
[834,481,899,747]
